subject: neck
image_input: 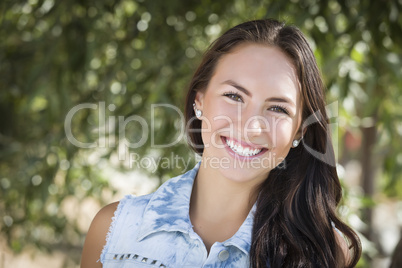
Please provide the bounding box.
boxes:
[190,159,260,224]
[189,158,265,252]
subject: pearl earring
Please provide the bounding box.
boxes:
[193,103,202,119]
[292,139,300,148]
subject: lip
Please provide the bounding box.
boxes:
[221,136,268,160]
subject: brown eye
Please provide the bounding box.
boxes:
[269,105,289,115]
[224,92,243,102]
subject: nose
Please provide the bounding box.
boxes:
[245,116,268,138]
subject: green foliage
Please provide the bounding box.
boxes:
[0,0,401,266]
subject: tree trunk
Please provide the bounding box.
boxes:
[360,124,377,240]
[390,234,402,268]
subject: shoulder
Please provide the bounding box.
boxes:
[333,228,351,264]
[80,194,154,268]
[90,201,120,237]
[81,202,119,268]
[96,202,120,223]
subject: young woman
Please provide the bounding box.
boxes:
[81,19,361,267]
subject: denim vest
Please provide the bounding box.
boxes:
[100,162,255,267]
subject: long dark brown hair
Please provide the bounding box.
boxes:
[184,19,361,267]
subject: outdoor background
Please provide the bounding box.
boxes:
[1,0,401,267]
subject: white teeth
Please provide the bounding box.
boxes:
[225,138,263,157]
[244,148,250,155]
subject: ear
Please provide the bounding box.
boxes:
[194,91,204,109]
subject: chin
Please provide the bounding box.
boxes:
[215,157,273,184]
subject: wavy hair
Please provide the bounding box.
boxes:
[184,19,361,267]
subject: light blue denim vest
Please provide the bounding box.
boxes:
[100,162,255,267]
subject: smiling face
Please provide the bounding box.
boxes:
[194,43,303,184]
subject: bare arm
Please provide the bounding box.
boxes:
[80,202,119,268]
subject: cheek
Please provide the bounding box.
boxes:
[202,99,237,130]
[205,99,237,117]
[200,99,230,145]
[269,118,294,148]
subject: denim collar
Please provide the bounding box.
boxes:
[137,161,256,255]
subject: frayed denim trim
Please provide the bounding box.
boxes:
[99,195,135,263]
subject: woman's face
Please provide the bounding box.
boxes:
[194,43,303,184]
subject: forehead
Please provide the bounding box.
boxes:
[210,43,300,99]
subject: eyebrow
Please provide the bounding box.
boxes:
[222,80,252,96]
[221,79,296,106]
